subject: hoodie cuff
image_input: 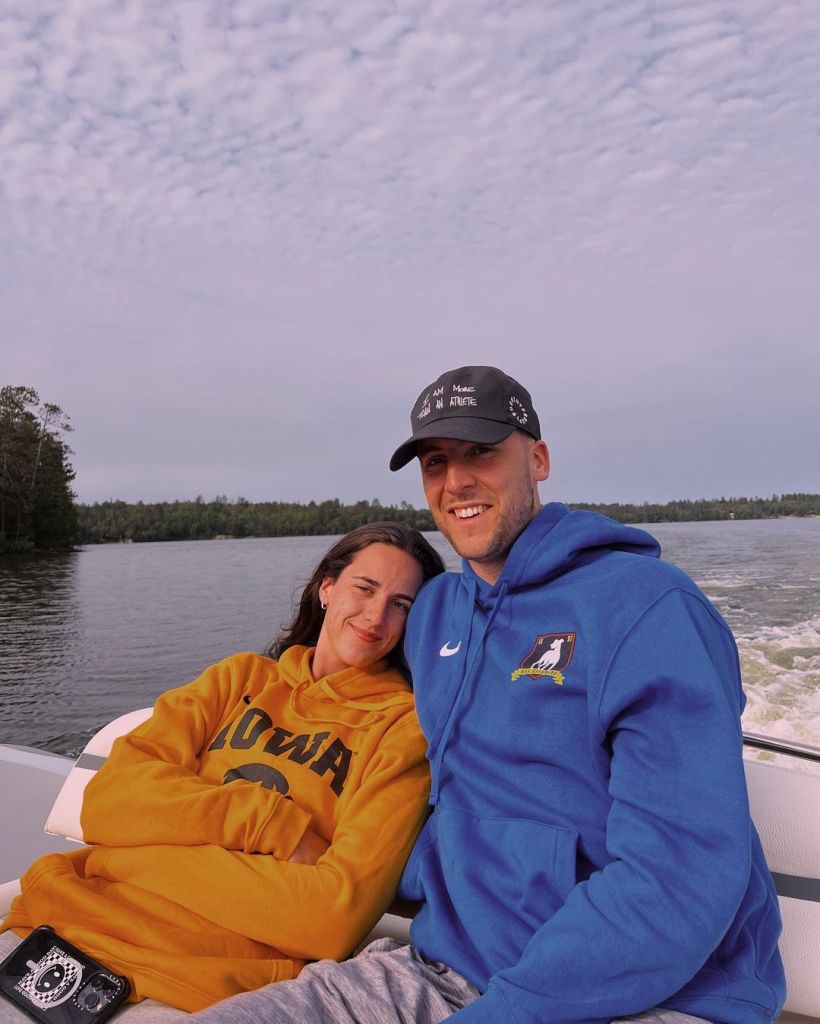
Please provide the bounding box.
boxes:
[247,796,312,859]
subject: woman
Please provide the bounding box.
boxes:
[0,522,444,1016]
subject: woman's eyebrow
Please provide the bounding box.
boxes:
[352,574,380,587]
[353,574,415,603]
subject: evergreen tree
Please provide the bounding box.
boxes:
[0,385,77,552]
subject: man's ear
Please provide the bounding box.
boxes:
[532,439,550,483]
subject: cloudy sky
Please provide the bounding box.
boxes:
[2,0,818,507]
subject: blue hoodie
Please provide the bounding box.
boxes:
[399,503,785,1024]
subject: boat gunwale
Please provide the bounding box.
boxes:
[742,732,820,764]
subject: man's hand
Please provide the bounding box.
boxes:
[288,826,330,864]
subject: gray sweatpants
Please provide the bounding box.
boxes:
[186,937,712,1024]
[0,932,711,1024]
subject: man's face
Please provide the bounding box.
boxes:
[418,431,549,583]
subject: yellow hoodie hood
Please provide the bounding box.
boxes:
[277,645,414,726]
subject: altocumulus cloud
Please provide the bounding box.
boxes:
[1,0,819,504]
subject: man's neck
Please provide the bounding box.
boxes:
[466,503,543,585]
[467,557,505,586]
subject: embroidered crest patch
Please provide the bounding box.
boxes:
[511,632,576,685]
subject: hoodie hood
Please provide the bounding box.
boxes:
[466,502,660,595]
[276,645,413,728]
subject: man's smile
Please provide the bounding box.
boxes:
[451,504,491,520]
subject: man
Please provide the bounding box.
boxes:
[192,366,785,1024]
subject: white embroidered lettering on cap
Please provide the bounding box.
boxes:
[389,365,542,472]
[509,396,528,425]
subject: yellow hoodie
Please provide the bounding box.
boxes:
[3,647,430,1011]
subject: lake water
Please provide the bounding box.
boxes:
[1,519,818,757]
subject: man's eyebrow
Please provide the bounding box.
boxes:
[353,574,415,603]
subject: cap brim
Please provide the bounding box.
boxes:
[389,418,515,471]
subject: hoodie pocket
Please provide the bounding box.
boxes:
[416,805,580,969]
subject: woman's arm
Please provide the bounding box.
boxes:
[87,715,430,959]
[81,654,312,860]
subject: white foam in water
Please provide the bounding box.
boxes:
[701,577,750,592]
[739,614,820,750]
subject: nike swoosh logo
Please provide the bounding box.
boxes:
[439,641,461,657]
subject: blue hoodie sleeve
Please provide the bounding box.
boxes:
[448,588,759,1024]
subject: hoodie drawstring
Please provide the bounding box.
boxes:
[428,580,509,805]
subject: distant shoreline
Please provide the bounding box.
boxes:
[67,494,819,546]
[4,495,817,556]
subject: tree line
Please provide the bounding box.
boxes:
[2,385,818,553]
[76,497,435,544]
[76,492,820,545]
[0,386,78,553]
[569,493,820,524]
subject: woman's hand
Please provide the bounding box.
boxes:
[287,826,330,864]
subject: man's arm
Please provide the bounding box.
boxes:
[450,590,757,1024]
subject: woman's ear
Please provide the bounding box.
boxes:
[318,576,334,608]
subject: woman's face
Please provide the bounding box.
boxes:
[312,542,424,678]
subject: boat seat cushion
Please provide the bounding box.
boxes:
[744,757,820,1020]
[45,708,153,842]
[0,879,22,919]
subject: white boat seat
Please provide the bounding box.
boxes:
[0,878,21,918]
[44,708,154,842]
[4,714,819,1022]
[744,757,820,1021]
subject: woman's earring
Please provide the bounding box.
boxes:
[320,600,327,611]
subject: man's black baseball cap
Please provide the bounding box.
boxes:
[389,365,541,471]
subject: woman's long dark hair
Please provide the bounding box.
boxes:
[268,521,445,660]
